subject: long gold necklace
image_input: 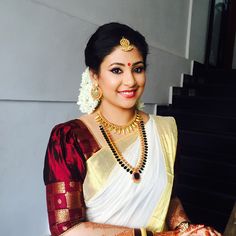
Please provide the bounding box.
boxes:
[95,110,141,134]
[96,111,148,183]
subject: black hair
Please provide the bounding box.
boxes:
[85,22,149,73]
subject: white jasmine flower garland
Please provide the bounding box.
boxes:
[77,67,99,114]
[77,67,144,114]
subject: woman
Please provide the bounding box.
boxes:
[43,22,221,236]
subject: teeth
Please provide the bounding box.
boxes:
[120,91,134,94]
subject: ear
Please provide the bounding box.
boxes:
[89,69,99,83]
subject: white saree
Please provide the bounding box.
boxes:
[83,115,177,232]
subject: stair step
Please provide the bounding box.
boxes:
[177,184,234,217]
[183,74,236,86]
[172,95,236,116]
[178,173,236,197]
[178,130,236,155]
[156,105,173,115]
[157,106,236,118]
[173,85,236,98]
[198,69,236,81]
[181,202,227,233]
[180,147,236,165]
[191,61,236,80]
[157,110,236,136]
[178,156,236,185]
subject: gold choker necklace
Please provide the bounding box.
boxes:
[95,110,141,134]
[95,112,148,183]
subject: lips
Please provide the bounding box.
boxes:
[118,89,137,98]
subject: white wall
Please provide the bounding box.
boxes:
[0,0,210,235]
[187,0,211,62]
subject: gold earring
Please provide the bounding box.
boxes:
[91,83,102,101]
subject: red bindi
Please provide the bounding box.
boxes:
[128,62,131,66]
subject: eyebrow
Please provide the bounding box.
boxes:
[109,61,144,67]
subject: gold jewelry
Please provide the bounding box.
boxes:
[140,228,147,236]
[175,221,191,233]
[91,83,102,101]
[120,36,134,52]
[96,111,148,183]
[95,110,141,134]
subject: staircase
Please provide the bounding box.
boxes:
[157,62,236,233]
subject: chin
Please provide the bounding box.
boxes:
[118,101,139,110]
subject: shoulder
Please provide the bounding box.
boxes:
[49,119,88,143]
[138,111,176,127]
[150,115,176,128]
[150,115,177,138]
[49,118,100,160]
[49,119,91,148]
[44,119,89,184]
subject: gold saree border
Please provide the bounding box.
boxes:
[146,115,177,232]
[83,131,139,201]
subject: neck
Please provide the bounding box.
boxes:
[98,104,136,126]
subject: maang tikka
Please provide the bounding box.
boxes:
[120,37,134,52]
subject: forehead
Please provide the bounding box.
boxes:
[101,46,143,66]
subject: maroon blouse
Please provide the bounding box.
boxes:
[43,119,100,235]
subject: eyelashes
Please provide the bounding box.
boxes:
[133,66,145,73]
[110,68,122,74]
[110,66,145,74]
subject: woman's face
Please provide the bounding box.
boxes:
[92,46,146,111]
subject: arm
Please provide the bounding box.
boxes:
[166,141,190,230]
[61,222,204,236]
[44,123,87,236]
[165,151,222,235]
[60,222,131,236]
[166,197,190,230]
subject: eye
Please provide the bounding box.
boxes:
[110,68,122,74]
[133,66,145,73]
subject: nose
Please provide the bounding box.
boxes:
[123,71,137,87]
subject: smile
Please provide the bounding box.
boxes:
[118,90,137,98]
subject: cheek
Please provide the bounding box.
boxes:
[99,77,121,90]
[108,79,120,87]
[138,76,146,87]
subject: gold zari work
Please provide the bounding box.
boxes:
[55,209,70,223]
[51,182,66,194]
[65,191,82,209]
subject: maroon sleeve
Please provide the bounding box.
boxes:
[43,121,87,236]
